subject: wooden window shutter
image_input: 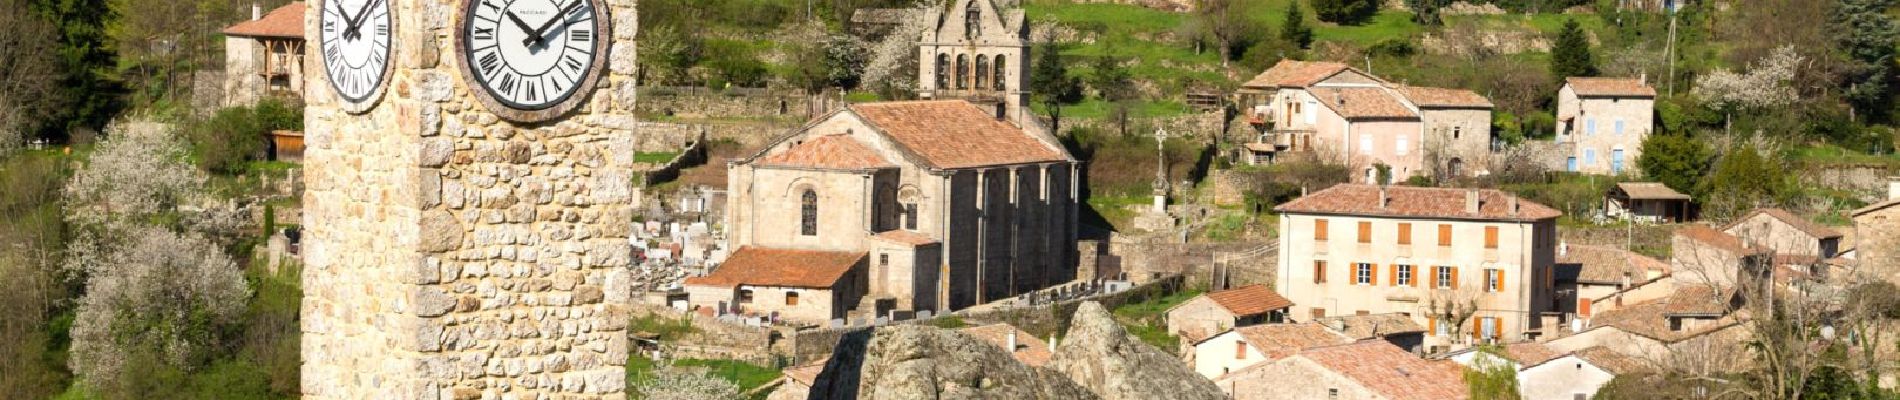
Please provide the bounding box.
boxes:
[1438,224,1452,246]
[1472,318,1481,339]
[1427,317,1436,334]
[1484,226,1500,249]
[1413,266,1423,287]
[1357,221,1372,243]
[1495,270,1505,292]
[1368,264,1378,284]
[1315,219,1329,241]
[1578,298,1593,318]
[1236,340,1247,360]
[1450,267,1460,290]
[1314,261,1327,284]
[1388,265,1397,286]
[1398,223,1411,245]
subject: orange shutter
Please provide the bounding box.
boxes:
[1388,265,1398,286]
[1369,264,1378,284]
[1413,266,1423,287]
[1427,317,1436,334]
[1472,318,1482,339]
[1236,340,1247,359]
[1439,224,1452,246]
[1398,223,1412,245]
[1315,219,1329,241]
[1314,261,1327,284]
[1450,267,1461,290]
[1578,298,1593,318]
[1358,222,1372,243]
[1484,226,1500,249]
[1495,270,1506,292]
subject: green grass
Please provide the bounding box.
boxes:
[1037,99,1195,119]
[629,314,700,341]
[1791,144,1900,166]
[926,315,969,329]
[1312,10,1427,46]
[634,151,682,164]
[1085,195,1150,230]
[673,359,782,392]
[1109,288,1204,354]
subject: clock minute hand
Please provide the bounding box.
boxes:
[334,0,358,40]
[346,0,384,39]
[505,11,540,44]
[523,0,582,47]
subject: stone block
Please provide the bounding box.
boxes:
[413,287,458,317]
[419,209,465,252]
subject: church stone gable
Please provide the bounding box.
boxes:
[299,0,640,398]
[925,0,1023,46]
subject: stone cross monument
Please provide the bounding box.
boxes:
[299,0,641,398]
[1151,128,1169,213]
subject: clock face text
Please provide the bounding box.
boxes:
[320,0,393,103]
[462,0,601,111]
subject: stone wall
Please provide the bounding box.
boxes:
[636,86,819,119]
[1062,112,1227,140]
[299,0,641,398]
[1807,164,1900,203]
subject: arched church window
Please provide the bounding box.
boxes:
[992,56,1007,91]
[975,55,990,91]
[965,1,981,40]
[936,53,950,89]
[956,55,969,90]
[800,190,818,236]
[898,187,922,231]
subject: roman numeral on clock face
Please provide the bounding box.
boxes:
[320,0,393,104]
[460,0,601,111]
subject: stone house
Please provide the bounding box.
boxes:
[1164,284,1294,343]
[682,247,869,325]
[1214,340,1470,400]
[1392,85,1495,178]
[1554,77,1656,175]
[1544,282,1752,374]
[961,323,1054,367]
[1235,60,1494,182]
[1553,243,1671,318]
[1670,225,1772,289]
[1442,342,1562,371]
[1854,180,1900,284]
[1515,348,1641,400]
[1189,322,1350,379]
[1274,184,1562,349]
[917,0,1030,125]
[722,100,1078,315]
[1315,313,1428,352]
[221,2,306,107]
[1724,208,1844,259]
[1605,182,1693,223]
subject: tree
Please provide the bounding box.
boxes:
[30,0,122,138]
[859,4,931,99]
[1693,46,1803,132]
[1281,2,1314,49]
[1031,38,1083,133]
[1832,0,1900,121]
[1406,0,1451,26]
[64,120,208,227]
[632,365,743,400]
[1087,50,1134,102]
[1191,0,1266,67]
[822,34,868,90]
[1463,346,1522,400]
[1549,19,1597,80]
[0,0,64,154]
[637,24,703,86]
[1312,0,1379,26]
[1698,144,1785,220]
[1636,132,1712,197]
[65,225,250,398]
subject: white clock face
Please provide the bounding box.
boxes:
[461,0,602,111]
[319,0,392,104]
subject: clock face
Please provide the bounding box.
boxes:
[319,0,393,105]
[459,0,605,114]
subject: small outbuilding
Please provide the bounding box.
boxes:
[1605,182,1693,223]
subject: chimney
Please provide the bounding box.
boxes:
[1006,330,1018,352]
[1465,190,1480,215]
[1301,186,1308,197]
[1639,73,1647,86]
[251,3,262,20]
[1378,186,1389,210]
[1508,196,1520,217]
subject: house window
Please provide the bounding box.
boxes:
[738,289,754,304]
[1360,134,1373,155]
[1485,269,1503,292]
[1614,119,1625,135]
[1567,157,1578,172]
[1315,219,1329,242]
[1436,266,1456,289]
[1329,388,1340,399]
[1397,265,1414,286]
[975,55,990,90]
[1670,317,1685,332]
[935,54,949,89]
[1235,340,1247,359]
[1612,149,1626,173]
[1398,223,1412,245]
[1433,318,1450,336]
[1357,221,1372,243]
[1480,317,1499,339]
[1453,126,1463,139]
[955,55,969,89]
[1585,118,1597,135]
[1312,307,1326,318]
[1484,226,1499,249]
[1355,263,1374,285]
[902,202,919,230]
[1314,261,1328,284]
[801,190,819,236]
[993,56,1007,90]
[1438,224,1452,246]
[785,291,800,306]
[880,253,890,267]
[1397,135,1409,156]
[1584,148,1598,167]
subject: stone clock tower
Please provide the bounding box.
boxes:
[299,0,640,397]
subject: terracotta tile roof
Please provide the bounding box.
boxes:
[1613,182,1692,200]
[1675,225,1768,255]
[1298,340,1470,400]
[756,134,895,170]
[1854,199,1900,217]
[1730,208,1843,239]
[1559,244,1670,284]
[1243,60,1353,89]
[1311,87,1420,120]
[782,357,829,386]
[1566,77,1657,98]
[1314,313,1427,339]
[1587,284,1738,342]
[872,230,940,246]
[1499,342,1563,366]
[1393,85,1493,108]
[223,2,307,39]
[1571,346,1650,375]
[1275,184,1564,222]
[849,101,1070,169]
[960,323,1054,366]
[1203,284,1295,317]
[1230,323,1352,359]
[683,247,864,289]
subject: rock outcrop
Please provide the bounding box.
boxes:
[1047,302,1227,400]
[798,326,1095,400]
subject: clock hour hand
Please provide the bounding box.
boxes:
[346,0,384,39]
[334,0,358,40]
[505,11,540,45]
[523,0,582,47]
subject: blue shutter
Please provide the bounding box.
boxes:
[1613,149,1626,173]
[1586,119,1596,136]
[1567,157,1578,172]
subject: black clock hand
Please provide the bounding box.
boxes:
[346,0,383,39]
[505,11,540,43]
[334,0,358,40]
[523,0,582,47]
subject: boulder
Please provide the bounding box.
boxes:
[1047,302,1226,400]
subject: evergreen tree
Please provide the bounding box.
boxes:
[1833,0,1900,121]
[1636,132,1712,196]
[1087,51,1133,102]
[1406,0,1450,26]
[1281,2,1314,50]
[30,0,122,138]
[1549,19,1597,80]
[1031,39,1083,133]
[1312,0,1378,26]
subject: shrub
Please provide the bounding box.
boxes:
[1312,0,1380,25]
[183,98,303,174]
[66,226,250,397]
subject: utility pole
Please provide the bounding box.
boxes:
[1666,8,1678,96]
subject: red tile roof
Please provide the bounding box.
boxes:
[1613,182,1692,200]
[1561,244,1671,284]
[1566,77,1657,98]
[849,101,1070,169]
[1311,87,1420,120]
[756,134,895,170]
[1299,340,1470,400]
[1243,60,1353,89]
[1729,208,1844,239]
[1675,225,1768,255]
[1203,284,1295,316]
[1571,346,1650,375]
[1587,284,1738,342]
[1230,323,1352,359]
[961,323,1054,366]
[1314,313,1427,339]
[1393,85,1494,108]
[1275,184,1563,222]
[683,247,864,289]
[223,2,307,39]
[1499,342,1563,366]
[872,230,940,246]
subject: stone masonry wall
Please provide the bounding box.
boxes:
[300,0,641,398]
